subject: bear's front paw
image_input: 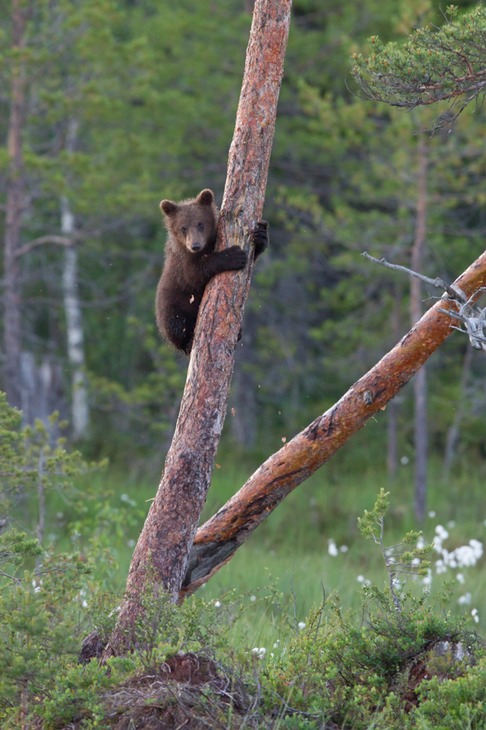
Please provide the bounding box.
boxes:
[252,221,269,259]
[225,246,248,270]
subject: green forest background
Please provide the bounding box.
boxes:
[2,0,485,583]
[1,0,485,469]
[1,2,486,726]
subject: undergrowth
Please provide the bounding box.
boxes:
[0,395,485,728]
[0,489,483,728]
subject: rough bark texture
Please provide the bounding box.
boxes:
[105,0,292,656]
[180,251,486,598]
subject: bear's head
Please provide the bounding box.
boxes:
[160,189,218,254]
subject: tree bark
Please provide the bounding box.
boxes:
[180,250,486,599]
[105,0,292,656]
[61,119,90,441]
[3,0,30,408]
[62,204,90,441]
[411,133,428,522]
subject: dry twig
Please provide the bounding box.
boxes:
[363,251,486,351]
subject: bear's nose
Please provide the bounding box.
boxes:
[191,242,202,252]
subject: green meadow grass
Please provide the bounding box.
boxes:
[6,450,485,729]
[53,451,486,655]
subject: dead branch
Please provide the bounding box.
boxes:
[15,225,115,258]
[439,288,486,351]
[15,235,73,257]
[362,251,465,302]
[363,252,486,351]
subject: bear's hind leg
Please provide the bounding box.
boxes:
[165,312,195,355]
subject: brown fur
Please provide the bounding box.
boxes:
[155,189,268,354]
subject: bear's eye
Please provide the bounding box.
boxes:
[180,226,188,236]
[197,222,204,232]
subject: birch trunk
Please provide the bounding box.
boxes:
[61,119,89,439]
[61,196,89,440]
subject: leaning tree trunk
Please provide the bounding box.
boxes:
[105,0,292,656]
[180,250,486,598]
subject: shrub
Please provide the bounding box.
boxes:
[258,491,481,729]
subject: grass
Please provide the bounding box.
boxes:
[39,449,485,653]
[4,446,486,729]
[3,392,485,727]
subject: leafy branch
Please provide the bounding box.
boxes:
[351,5,486,126]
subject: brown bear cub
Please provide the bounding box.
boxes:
[155,188,268,355]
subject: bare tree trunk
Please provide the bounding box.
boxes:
[105,0,292,656]
[411,133,428,522]
[62,207,89,440]
[442,345,473,480]
[61,119,89,440]
[180,250,486,598]
[387,282,402,479]
[3,0,29,408]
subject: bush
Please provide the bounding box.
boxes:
[256,492,482,729]
[411,655,486,730]
[0,394,484,729]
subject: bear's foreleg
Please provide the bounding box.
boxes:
[252,221,269,259]
[200,247,248,279]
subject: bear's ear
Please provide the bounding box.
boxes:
[160,199,178,216]
[196,189,214,206]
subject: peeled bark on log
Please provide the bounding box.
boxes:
[180,251,486,599]
[105,0,292,656]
